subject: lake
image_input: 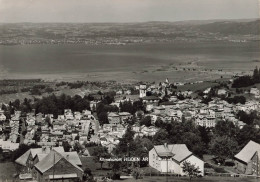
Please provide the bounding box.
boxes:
[0,41,259,82]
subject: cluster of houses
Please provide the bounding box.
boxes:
[0,78,259,180]
[133,81,259,129]
[0,109,98,155]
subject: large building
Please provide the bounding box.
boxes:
[139,84,147,98]
[33,150,83,182]
[149,144,204,176]
[234,140,260,176]
[15,146,83,181]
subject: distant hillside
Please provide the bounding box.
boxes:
[197,20,260,35]
[0,19,259,45]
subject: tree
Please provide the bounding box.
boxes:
[120,101,134,114]
[182,161,201,182]
[62,141,71,152]
[154,117,164,127]
[75,135,80,141]
[236,110,259,125]
[132,167,142,179]
[92,145,110,170]
[209,136,238,164]
[83,168,94,182]
[13,99,20,110]
[253,66,259,82]
[133,100,146,113]
[198,126,212,151]
[45,116,52,128]
[180,132,205,158]
[214,120,239,138]
[98,112,109,126]
[74,142,83,153]
[232,75,254,88]
[114,126,135,155]
[140,116,152,127]
[45,87,54,93]
[152,129,169,145]
[237,125,260,148]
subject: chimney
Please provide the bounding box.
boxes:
[164,143,168,148]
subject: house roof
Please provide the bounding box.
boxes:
[168,144,192,162]
[154,145,174,157]
[15,150,31,166]
[15,147,65,166]
[83,149,91,156]
[60,152,82,166]
[160,102,175,106]
[142,96,160,101]
[34,150,83,174]
[108,112,119,117]
[118,112,131,116]
[235,140,260,164]
[36,154,48,161]
[153,144,193,163]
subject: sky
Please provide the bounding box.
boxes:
[0,0,259,23]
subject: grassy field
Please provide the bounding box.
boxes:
[0,162,17,181]
[176,81,219,92]
[114,176,259,182]
[80,156,112,176]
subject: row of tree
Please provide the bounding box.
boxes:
[232,66,260,88]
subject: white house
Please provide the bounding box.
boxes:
[0,139,19,152]
[0,109,6,121]
[217,89,227,96]
[149,144,204,176]
[250,88,259,95]
[139,84,147,98]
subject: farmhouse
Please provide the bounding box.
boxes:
[33,150,83,182]
[149,143,204,176]
[234,140,260,175]
[15,147,65,172]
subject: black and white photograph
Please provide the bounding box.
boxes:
[0,0,259,181]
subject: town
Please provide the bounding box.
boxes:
[0,68,260,182]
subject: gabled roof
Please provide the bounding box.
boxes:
[154,145,174,157]
[15,147,65,166]
[36,154,48,162]
[118,112,131,116]
[60,152,82,166]
[160,102,175,106]
[142,96,160,100]
[168,144,193,162]
[235,140,260,164]
[15,150,31,166]
[34,150,83,174]
[108,112,119,117]
[153,144,193,163]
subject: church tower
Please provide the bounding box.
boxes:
[139,84,147,98]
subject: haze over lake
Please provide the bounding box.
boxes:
[0,41,259,82]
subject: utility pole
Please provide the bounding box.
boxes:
[166,157,168,182]
[127,143,129,173]
[52,150,55,181]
